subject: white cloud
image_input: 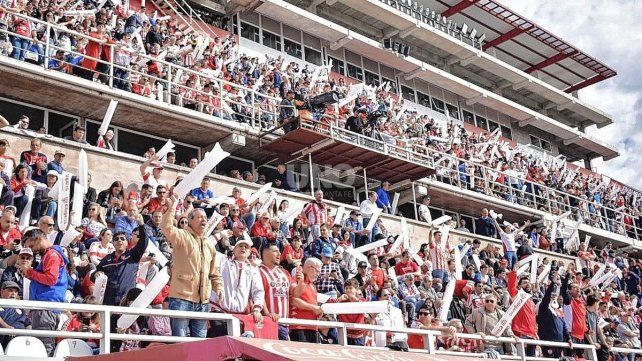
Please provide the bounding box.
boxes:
[507,0,642,189]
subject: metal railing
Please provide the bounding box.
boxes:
[2,299,641,361]
[378,0,484,50]
[152,0,214,39]
[323,111,641,244]
[298,117,436,169]
[0,11,292,132]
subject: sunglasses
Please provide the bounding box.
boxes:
[231,209,239,212]
[157,191,167,194]
[114,236,127,241]
[485,299,495,304]
[179,220,188,225]
[19,256,32,260]
[46,223,54,227]
[418,312,431,316]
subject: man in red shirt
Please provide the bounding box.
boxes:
[290,257,323,343]
[367,253,387,290]
[561,271,588,357]
[0,211,21,248]
[250,212,276,249]
[394,251,420,278]
[143,185,169,215]
[507,270,538,356]
[259,244,292,340]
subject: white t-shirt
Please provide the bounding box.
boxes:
[359,199,377,218]
[500,231,516,252]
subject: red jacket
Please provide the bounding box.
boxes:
[250,221,275,241]
[508,271,538,338]
[0,226,21,247]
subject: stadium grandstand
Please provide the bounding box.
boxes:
[0,0,639,359]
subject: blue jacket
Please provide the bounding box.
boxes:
[375,187,391,209]
[114,215,139,239]
[309,237,336,260]
[475,217,496,238]
[30,246,69,303]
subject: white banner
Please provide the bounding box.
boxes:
[491,290,531,336]
[173,144,230,198]
[338,83,365,107]
[439,224,451,249]
[78,149,88,193]
[117,268,170,330]
[99,100,118,136]
[155,139,176,162]
[333,206,346,226]
[57,172,73,230]
[246,182,273,206]
[93,272,108,304]
[18,185,35,228]
[203,211,225,240]
[279,203,304,224]
[411,252,425,267]
[454,247,462,280]
[257,190,277,215]
[60,228,81,248]
[400,217,410,250]
[145,241,169,268]
[589,264,607,286]
[432,215,451,227]
[354,239,389,253]
[537,263,552,284]
[321,301,388,315]
[344,247,368,265]
[71,182,84,227]
[438,279,456,322]
[471,254,481,270]
[529,254,539,285]
[23,278,30,301]
[365,208,382,232]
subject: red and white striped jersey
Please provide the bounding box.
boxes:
[303,201,328,226]
[427,242,450,271]
[259,264,293,319]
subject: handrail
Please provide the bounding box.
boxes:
[5,299,640,361]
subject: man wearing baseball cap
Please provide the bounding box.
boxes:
[208,236,265,337]
[0,280,28,346]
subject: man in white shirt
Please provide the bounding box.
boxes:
[208,237,265,337]
[418,196,432,224]
[359,191,380,242]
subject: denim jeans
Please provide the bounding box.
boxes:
[168,298,210,338]
[10,36,30,61]
[505,251,517,269]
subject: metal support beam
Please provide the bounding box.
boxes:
[441,0,480,18]
[564,74,607,93]
[363,168,368,195]
[403,66,425,81]
[329,35,353,51]
[306,0,325,12]
[483,25,532,51]
[525,51,578,73]
[308,153,314,196]
[411,181,418,221]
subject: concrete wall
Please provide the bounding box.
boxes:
[0,128,575,264]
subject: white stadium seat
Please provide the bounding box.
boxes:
[5,336,47,357]
[54,339,94,357]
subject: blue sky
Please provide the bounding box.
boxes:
[508,0,642,188]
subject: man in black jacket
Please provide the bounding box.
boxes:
[475,208,497,238]
[345,108,367,134]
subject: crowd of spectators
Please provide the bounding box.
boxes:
[0,122,638,360]
[1,0,639,243]
[0,2,642,360]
